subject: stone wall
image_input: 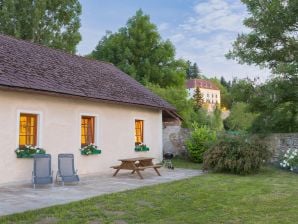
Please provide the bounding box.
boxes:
[259,133,298,161]
[162,125,298,162]
[162,125,190,156]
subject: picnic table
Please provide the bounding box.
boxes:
[111,157,162,179]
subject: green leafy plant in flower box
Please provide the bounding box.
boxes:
[15,145,46,158]
[135,143,149,152]
[80,144,101,155]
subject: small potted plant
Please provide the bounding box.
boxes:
[135,142,149,152]
[15,145,46,158]
[80,143,101,155]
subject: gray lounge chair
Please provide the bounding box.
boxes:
[56,154,79,185]
[32,154,53,188]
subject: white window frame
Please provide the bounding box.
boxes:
[16,110,43,148]
[79,113,100,147]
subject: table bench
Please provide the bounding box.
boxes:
[111,157,162,179]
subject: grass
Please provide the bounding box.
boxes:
[1,162,298,223]
[172,156,202,169]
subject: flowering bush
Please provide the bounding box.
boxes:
[280,148,298,172]
[203,134,271,175]
[80,144,101,155]
[135,143,149,152]
[15,145,46,158]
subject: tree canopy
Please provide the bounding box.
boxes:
[0,0,82,53]
[90,9,186,88]
[186,61,201,79]
[226,0,298,77]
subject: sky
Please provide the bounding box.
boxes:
[77,0,272,81]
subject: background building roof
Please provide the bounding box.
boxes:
[186,79,220,90]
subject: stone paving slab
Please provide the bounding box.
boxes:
[0,168,203,216]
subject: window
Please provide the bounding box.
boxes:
[81,116,95,147]
[19,113,38,147]
[135,120,144,144]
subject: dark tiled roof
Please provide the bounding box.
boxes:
[186,79,220,90]
[0,34,175,111]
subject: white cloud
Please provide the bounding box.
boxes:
[162,0,271,81]
[158,22,170,32]
[186,0,247,33]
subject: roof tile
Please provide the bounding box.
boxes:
[0,35,175,110]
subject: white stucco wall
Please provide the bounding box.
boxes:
[187,87,220,105]
[0,89,163,185]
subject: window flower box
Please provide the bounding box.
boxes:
[15,145,46,158]
[135,143,149,152]
[80,144,101,155]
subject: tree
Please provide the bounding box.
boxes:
[224,102,257,131]
[186,61,201,79]
[0,0,82,53]
[192,63,201,78]
[226,0,298,77]
[230,78,255,104]
[193,87,204,109]
[249,77,298,133]
[146,83,198,128]
[209,78,232,109]
[91,9,186,88]
[220,76,231,90]
[227,1,298,133]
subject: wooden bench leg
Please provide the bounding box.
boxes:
[154,167,161,176]
[113,168,120,177]
[131,170,135,174]
[136,170,144,179]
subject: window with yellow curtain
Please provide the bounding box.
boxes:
[135,120,144,144]
[19,114,38,147]
[81,116,95,147]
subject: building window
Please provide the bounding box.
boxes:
[81,116,95,147]
[19,113,38,147]
[135,120,144,144]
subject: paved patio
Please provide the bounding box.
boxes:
[0,168,203,216]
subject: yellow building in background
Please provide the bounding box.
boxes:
[186,79,221,112]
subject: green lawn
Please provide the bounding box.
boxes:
[1,163,298,224]
[172,156,202,170]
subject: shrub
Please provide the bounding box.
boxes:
[185,123,216,163]
[203,134,271,175]
[280,148,298,172]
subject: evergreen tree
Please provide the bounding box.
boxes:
[186,61,201,79]
[192,63,201,79]
[193,87,204,109]
[0,0,82,53]
[186,60,192,79]
[220,76,230,90]
[91,9,186,88]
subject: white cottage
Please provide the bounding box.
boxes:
[0,35,179,185]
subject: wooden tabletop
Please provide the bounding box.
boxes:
[118,157,154,162]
